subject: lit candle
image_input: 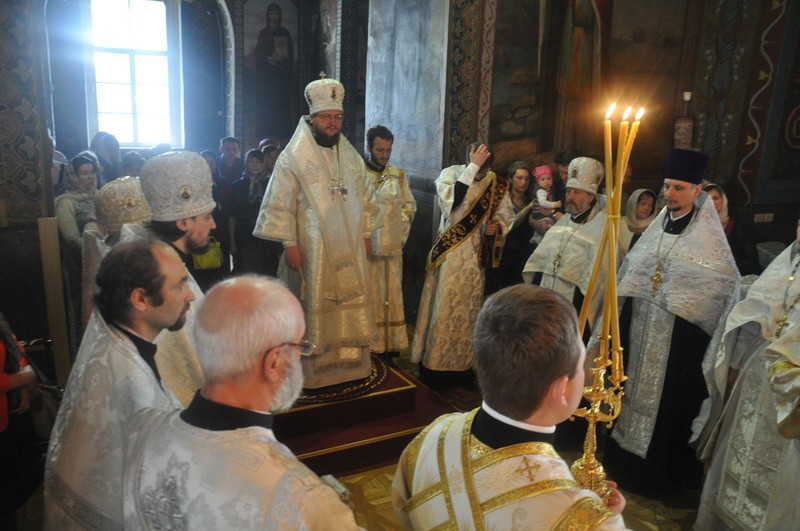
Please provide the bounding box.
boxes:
[604,103,615,191]
[614,107,632,201]
[622,108,645,171]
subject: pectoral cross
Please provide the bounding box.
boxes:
[515,456,540,482]
[553,254,562,274]
[775,313,790,338]
[650,263,664,296]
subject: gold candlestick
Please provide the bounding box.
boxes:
[571,104,643,500]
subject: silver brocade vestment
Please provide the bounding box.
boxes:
[123,408,358,530]
[611,192,739,459]
[44,310,181,529]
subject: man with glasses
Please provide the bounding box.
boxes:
[254,75,375,389]
[123,276,358,529]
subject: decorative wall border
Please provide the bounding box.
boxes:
[475,0,496,144]
[0,0,51,225]
[443,0,483,166]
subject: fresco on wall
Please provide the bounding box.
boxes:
[607,0,687,181]
[313,0,339,80]
[243,0,298,147]
[490,0,541,166]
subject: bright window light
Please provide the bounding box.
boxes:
[87,0,181,148]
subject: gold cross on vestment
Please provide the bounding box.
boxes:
[775,313,790,338]
[651,263,664,296]
[515,456,540,482]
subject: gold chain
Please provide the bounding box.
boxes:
[650,224,683,296]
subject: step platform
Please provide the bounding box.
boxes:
[273,358,456,476]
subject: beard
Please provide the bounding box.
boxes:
[311,129,340,148]
[270,354,304,412]
[166,303,190,332]
[186,235,211,256]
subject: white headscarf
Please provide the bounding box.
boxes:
[624,188,657,230]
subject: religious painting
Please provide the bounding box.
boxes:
[490,0,541,166]
[243,0,299,146]
[313,0,340,80]
[607,0,687,180]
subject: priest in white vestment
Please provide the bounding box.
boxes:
[364,125,416,356]
[45,240,188,529]
[395,285,629,529]
[136,151,219,405]
[411,143,514,389]
[124,276,358,530]
[81,176,151,330]
[253,76,376,389]
[523,156,612,333]
[696,220,800,530]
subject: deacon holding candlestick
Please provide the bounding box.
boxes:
[601,148,739,507]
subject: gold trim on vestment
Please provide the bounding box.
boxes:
[404,416,447,493]
[403,481,444,513]
[437,415,458,524]
[550,496,614,530]
[460,409,486,530]
[472,441,560,472]
[481,479,581,514]
[430,521,458,531]
[375,319,406,327]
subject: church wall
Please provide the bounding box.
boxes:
[0,0,54,339]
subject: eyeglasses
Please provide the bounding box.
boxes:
[275,339,316,356]
[316,113,343,122]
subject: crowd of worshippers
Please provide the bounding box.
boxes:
[3,75,797,529]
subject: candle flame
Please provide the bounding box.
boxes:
[635,107,644,120]
[605,103,616,119]
[622,107,633,121]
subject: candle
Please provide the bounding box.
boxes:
[614,107,631,203]
[622,108,644,171]
[604,103,615,191]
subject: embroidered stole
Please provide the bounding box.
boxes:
[426,173,507,271]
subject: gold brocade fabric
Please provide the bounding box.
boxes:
[392,411,627,530]
[366,164,416,353]
[411,165,515,371]
[253,117,374,388]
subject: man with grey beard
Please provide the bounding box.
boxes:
[122,276,358,530]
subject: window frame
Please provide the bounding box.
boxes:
[82,0,184,149]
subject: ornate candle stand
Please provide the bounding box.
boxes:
[569,105,643,501]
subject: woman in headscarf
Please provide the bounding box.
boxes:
[55,151,98,358]
[704,183,763,275]
[618,188,657,257]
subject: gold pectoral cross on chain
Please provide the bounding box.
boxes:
[650,263,664,295]
[553,254,562,274]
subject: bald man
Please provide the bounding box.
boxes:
[123,276,358,530]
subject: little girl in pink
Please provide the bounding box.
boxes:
[533,165,562,210]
